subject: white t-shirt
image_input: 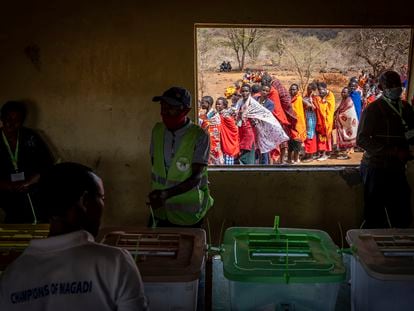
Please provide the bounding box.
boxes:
[0,230,148,311]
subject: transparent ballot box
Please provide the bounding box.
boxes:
[346,229,414,311]
[98,227,206,311]
[221,226,345,311]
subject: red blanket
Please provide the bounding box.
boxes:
[220,115,240,157]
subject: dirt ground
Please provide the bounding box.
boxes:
[199,70,347,103]
[198,70,362,166]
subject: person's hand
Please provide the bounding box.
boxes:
[148,189,168,209]
[15,174,40,192]
[15,181,30,192]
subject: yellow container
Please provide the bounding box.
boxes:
[0,224,50,271]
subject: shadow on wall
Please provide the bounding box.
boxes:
[24,43,42,72]
[22,98,60,164]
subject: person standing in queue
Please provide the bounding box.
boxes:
[148,86,214,227]
[357,70,414,228]
[0,100,54,223]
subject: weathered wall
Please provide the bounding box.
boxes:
[0,0,412,244]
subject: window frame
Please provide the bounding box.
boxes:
[194,24,414,171]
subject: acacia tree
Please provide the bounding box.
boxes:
[280,34,329,94]
[197,28,213,97]
[339,29,410,76]
[267,37,285,66]
[225,28,265,71]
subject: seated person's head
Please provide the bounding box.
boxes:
[39,162,105,237]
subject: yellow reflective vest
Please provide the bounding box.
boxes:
[151,122,213,225]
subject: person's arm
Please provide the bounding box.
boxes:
[266,99,274,112]
[15,130,54,192]
[356,103,407,161]
[149,129,209,209]
[14,174,40,192]
[302,97,315,110]
[356,105,384,154]
[149,163,206,209]
[116,249,149,311]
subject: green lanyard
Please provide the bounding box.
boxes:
[2,130,19,171]
[382,96,407,129]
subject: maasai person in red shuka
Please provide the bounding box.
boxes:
[215,97,239,165]
[200,95,224,165]
[235,84,289,165]
[261,78,290,164]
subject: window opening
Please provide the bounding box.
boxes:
[195,26,412,167]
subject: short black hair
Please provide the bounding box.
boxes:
[241,83,251,91]
[261,74,272,85]
[378,70,402,89]
[38,162,99,218]
[307,82,317,91]
[0,101,27,122]
[216,97,228,108]
[261,82,271,89]
[251,84,261,94]
[317,82,327,89]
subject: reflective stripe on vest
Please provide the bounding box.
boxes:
[151,122,213,224]
[151,172,208,188]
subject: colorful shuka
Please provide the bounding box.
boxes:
[267,85,290,162]
[302,95,318,153]
[290,94,307,143]
[271,78,296,128]
[314,91,336,152]
[236,96,289,154]
[219,108,240,165]
[201,110,224,165]
[334,96,358,149]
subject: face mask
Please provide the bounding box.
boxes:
[383,87,402,101]
[161,109,189,130]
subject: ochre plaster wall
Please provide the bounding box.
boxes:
[0,0,412,244]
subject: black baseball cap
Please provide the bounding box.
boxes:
[152,86,191,108]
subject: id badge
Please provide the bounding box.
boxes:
[405,129,414,141]
[11,172,25,182]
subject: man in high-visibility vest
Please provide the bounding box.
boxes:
[148,86,213,227]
